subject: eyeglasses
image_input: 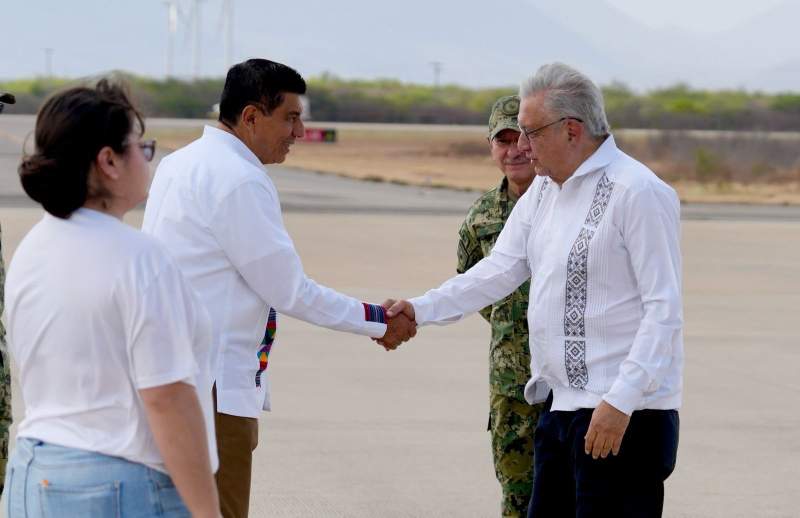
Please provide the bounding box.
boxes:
[137,139,157,162]
[518,117,583,141]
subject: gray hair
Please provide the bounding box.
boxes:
[519,63,610,138]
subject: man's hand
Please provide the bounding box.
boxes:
[372,299,417,351]
[385,299,416,321]
[584,400,630,459]
[377,312,416,350]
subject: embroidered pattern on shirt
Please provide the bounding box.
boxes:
[563,172,615,389]
[363,302,386,324]
[255,308,277,388]
[536,177,550,204]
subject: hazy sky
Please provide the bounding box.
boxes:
[604,0,786,33]
[0,0,793,90]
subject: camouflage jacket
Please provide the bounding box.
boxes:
[457,178,531,401]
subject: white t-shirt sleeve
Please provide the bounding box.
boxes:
[209,179,387,337]
[123,252,200,390]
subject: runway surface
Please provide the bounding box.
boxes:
[1,115,798,517]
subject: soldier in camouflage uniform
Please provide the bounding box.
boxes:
[457,95,544,517]
[0,222,10,495]
[0,92,12,495]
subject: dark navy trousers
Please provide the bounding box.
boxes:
[527,393,679,518]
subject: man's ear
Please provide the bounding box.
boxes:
[240,104,260,128]
[566,119,582,141]
[94,146,120,181]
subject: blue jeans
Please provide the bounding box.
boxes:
[4,438,190,517]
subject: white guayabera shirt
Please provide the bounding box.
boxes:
[143,126,388,418]
[410,136,683,415]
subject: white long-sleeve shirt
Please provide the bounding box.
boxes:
[142,126,387,418]
[410,136,683,415]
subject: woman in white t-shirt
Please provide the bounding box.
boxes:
[3,80,220,517]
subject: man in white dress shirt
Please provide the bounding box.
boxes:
[385,63,682,517]
[142,59,416,518]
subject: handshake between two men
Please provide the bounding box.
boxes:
[375,299,417,351]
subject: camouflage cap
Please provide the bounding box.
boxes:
[488,95,521,140]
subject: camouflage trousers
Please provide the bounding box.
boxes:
[489,392,543,518]
[0,346,11,493]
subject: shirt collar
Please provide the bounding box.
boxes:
[568,134,620,182]
[201,125,264,170]
[68,207,122,225]
[498,176,510,198]
[43,207,123,228]
[498,176,520,203]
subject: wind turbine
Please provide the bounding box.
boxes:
[219,0,234,71]
[190,0,205,80]
[163,0,180,78]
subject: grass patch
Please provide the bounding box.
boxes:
[152,125,800,205]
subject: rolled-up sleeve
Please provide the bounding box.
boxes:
[209,180,387,338]
[411,188,534,326]
[603,185,683,415]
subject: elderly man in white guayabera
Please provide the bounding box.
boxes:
[384,63,683,518]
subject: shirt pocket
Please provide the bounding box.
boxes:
[152,475,191,517]
[39,480,120,518]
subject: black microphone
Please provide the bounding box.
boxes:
[0,93,16,104]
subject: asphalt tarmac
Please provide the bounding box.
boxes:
[1,116,798,517]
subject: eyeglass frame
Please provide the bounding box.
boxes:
[518,116,584,141]
[130,139,157,162]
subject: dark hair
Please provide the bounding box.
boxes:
[18,79,144,219]
[218,58,306,127]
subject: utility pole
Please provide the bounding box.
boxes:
[430,61,443,88]
[164,1,179,78]
[44,48,54,78]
